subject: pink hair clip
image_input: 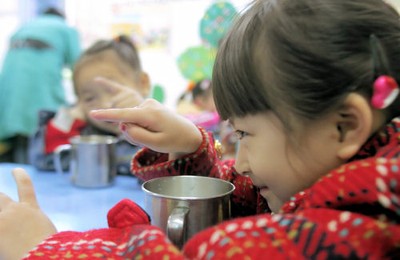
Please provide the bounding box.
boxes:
[371,75,399,109]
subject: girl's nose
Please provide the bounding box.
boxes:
[233,144,248,175]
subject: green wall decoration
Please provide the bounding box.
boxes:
[177,46,216,82]
[151,84,166,103]
[176,1,238,82]
[200,1,238,48]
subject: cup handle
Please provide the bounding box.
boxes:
[53,144,71,175]
[167,206,189,248]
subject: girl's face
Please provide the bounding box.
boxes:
[74,51,149,134]
[194,90,216,112]
[232,112,344,213]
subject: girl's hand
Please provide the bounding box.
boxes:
[90,99,203,156]
[69,103,85,120]
[0,168,57,260]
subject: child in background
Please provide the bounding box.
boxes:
[177,79,220,131]
[1,0,400,259]
[178,79,236,159]
[29,35,150,175]
[0,7,81,164]
[177,79,216,114]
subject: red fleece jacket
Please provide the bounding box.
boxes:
[24,119,400,259]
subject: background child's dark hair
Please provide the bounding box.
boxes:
[179,79,212,103]
[73,35,142,92]
[83,35,141,71]
[192,79,212,100]
[213,0,400,128]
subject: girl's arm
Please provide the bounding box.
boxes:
[131,127,268,217]
[90,99,203,157]
[90,101,268,216]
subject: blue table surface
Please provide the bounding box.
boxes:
[0,163,145,232]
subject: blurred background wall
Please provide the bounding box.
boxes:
[0,0,251,109]
[1,0,400,109]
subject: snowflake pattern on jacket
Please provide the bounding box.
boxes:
[24,118,400,259]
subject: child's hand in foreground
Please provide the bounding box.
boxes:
[90,99,203,157]
[0,168,57,260]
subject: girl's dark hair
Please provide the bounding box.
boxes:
[73,35,142,89]
[213,0,400,126]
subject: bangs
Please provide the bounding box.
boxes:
[212,2,271,120]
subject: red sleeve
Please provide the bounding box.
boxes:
[131,127,269,217]
[24,199,184,259]
[24,226,183,259]
[44,118,86,154]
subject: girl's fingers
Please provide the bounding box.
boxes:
[111,92,143,109]
[91,99,160,124]
[93,77,127,94]
[12,168,39,208]
[121,123,154,145]
[90,107,143,123]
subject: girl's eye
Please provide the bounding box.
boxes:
[83,96,95,103]
[234,130,248,140]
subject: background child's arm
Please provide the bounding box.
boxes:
[68,104,85,121]
[29,107,86,171]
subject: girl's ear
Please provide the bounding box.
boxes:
[335,93,380,160]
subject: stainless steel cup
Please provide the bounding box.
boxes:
[54,135,118,188]
[142,175,235,248]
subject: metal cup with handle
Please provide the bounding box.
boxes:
[53,135,118,188]
[142,175,235,248]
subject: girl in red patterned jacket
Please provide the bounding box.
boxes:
[1,0,400,259]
